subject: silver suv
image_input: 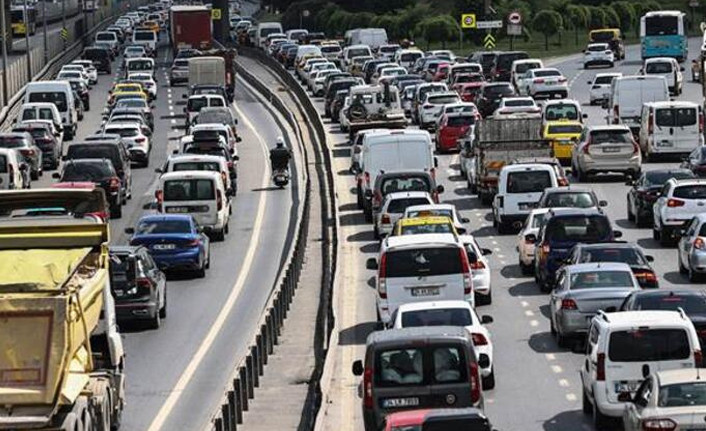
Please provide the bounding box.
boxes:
[571,125,642,182]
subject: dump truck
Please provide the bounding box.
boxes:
[460,117,550,204]
[0,188,125,431]
[170,5,212,54]
[189,49,238,102]
[346,84,407,140]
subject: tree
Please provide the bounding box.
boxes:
[400,3,434,40]
[532,9,563,50]
[604,6,620,28]
[415,15,457,49]
[587,6,606,30]
[610,1,636,33]
[372,14,403,40]
[566,4,588,46]
[631,0,661,36]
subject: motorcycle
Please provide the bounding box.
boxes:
[272,168,290,188]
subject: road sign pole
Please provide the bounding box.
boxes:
[510,34,513,50]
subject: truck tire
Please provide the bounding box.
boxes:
[60,412,78,431]
[89,380,112,431]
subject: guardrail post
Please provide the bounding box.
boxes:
[251,346,261,382]
[257,333,266,367]
[246,355,256,395]
[214,417,223,431]
[227,391,236,431]
[265,314,274,353]
[221,403,231,431]
[238,367,249,410]
[233,379,243,423]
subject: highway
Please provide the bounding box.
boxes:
[276,37,706,431]
[28,35,302,431]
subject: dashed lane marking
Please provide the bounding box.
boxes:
[551,365,563,374]
[524,310,534,317]
[559,379,570,387]
[545,353,556,361]
[566,393,577,402]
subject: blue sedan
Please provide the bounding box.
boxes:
[126,214,210,277]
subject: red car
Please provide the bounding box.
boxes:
[435,112,476,153]
[456,81,484,103]
[452,72,485,92]
[432,62,450,82]
[385,408,494,431]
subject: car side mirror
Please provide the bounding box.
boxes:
[236,136,242,143]
[645,255,654,262]
[434,157,439,168]
[481,248,492,256]
[52,172,61,179]
[478,354,490,369]
[613,230,623,238]
[481,315,493,324]
[582,113,588,119]
[586,80,592,85]
[436,184,445,194]
[642,364,650,379]
[154,167,162,173]
[461,217,470,223]
[524,234,536,243]
[599,200,608,207]
[124,227,135,234]
[366,257,378,270]
[172,149,179,154]
[617,392,633,403]
[182,94,187,99]
[352,360,364,376]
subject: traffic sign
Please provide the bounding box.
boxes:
[211,8,221,20]
[484,33,496,49]
[461,14,476,29]
[477,20,503,29]
[60,28,68,40]
[507,23,522,36]
[508,11,522,24]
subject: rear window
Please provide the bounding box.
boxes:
[400,52,422,62]
[427,95,459,105]
[608,329,690,362]
[67,145,116,161]
[109,253,136,289]
[645,170,695,186]
[348,48,370,58]
[62,162,113,181]
[400,222,453,235]
[187,98,208,112]
[172,161,220,172]
[96,33,115,41]
[0,136,26,148]
[136,219,191,234]
[173,59,188,67]
[548,124,582,134]
[590,129,632,144]
[633,293,706,314]
[104,127,138,138]
[163,179,215,201]
[387,197,432,213]
[655,108,697,127]
[447,116,474,127]
[587,44,609,52]
[28,92,67,112]
[659,382,706,407]
[534,70,561,77]
[645,62,673,74]
[385,247,462,277]
[22,109,54,121]
[569,270,635,289]
[504,99,534,107]
[484,84,513,96]
[381,177,431,194]
[401,308,472,327]
[673,185,706,199]
[545,215,612,242]
[507,171,552,193]
[545,105,579,121]
[134,31,155,42]
[515,62,541,74]
[544,192,596,208]
[375,346,467,386]
[591,30,615,42]
[497,53,528,69]
[595,75,618,85]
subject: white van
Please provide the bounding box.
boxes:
[492,163,559,233]
[0,148,28,189]
[642,57,683,95]
[294,45,322,69]
[160,154,232,195]
[132,30,158,53]
[285,28,307,42]
[358,129,436,220]
[158,170,231,241]
[581,310,701,428]
[511,59,544,91]
[184,95,227,127]
[342,45,373,68]
[16,102,63,142]
[394,49,424,72]
[639,101,704,160]
[125,57,155,79]
[256,22,284,49]
[23,81,77,140]
[348,28,388,50]
[607,75,669,136]
[188,56,225,89]
[367,233,474,324]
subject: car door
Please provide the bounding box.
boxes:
[550,270,568,324]
[582,323,599,397]
[141,250,165,307]
[653,182,672,226]
[680,217,700,264]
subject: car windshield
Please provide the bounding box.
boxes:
[645,62,673,74]
[548,124,582,134]
[587,44,609,52]
[96,33,115,41]
[163,179,215,201]
[591,30,615,42]
[28,92,67,112]
[136,219,191,234]
[401,308,472,327]
[507,171,551,193]
[515,62,541,74]
[632,293,706,313]
[545,192,596,208]
[570,270,634,289]
[531,213,547,228]
[381,177,430,194]
[545,215,612,242]
[172,161,220,172]
[673,185,706,199]
[645,16,678,36]
[187,98,208,111]
[645,170,695,186]
[655,108,697,127]
[659,382,706,407]
[590,129,632,144]
[0,136,25,148]
[545,105,579,121]
[62,163,113,181]
[534,70,561,77]
[104,127,138,138]
[609,329,690,361]
[578,247,645,265]
[385,247,462,277]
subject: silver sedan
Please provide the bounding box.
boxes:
[549,262,640,347]
[571,125,642,181]
[678,213,706,282]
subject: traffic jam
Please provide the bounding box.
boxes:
[245,8,706,431]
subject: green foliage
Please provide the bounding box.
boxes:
[604,6,620,28]
[371,15,403,40]
[610,1,636,32]
[565,4,588,29]
[587,6,606,29]
[399,3,434,39]
[416,15,458,48]
[532,9,563,50]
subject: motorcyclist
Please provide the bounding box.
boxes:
[269,137,291,173]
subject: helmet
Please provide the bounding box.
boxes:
[275,137,285,148]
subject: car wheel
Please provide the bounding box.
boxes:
[111,205,122,219]
[653,225,661,241]
[634,210,644,228]
[482,369,495,390]
[582,389,593,415]
[520,260,533,276]
[476,291,491,306]
[626,198,634,222]
[593,403,612,430]
[159,288,167,319]
[679,252,688,274]
[497,220,511,235]
[556,328,569,348]
[148,303,161,329]
[213,228,225,242]
[689,266,701,283]
[196,260,206,278]
[373,224,380,240]
[205,248,211,269]
[30,170,38,181]
[659,226,672,247]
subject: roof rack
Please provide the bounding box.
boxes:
[596,310,610,323]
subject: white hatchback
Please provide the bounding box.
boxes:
[583,43,615,68]
[588,73,622,105]
[375,191,434,239]
[458,235,493,305]
[516,208,550,275]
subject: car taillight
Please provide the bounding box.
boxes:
[695,349,703,367]
[634,270,658,283]
[696,238,706,250]
[533,78,545,84]
[700,113,705,133]
[632,140,640,154]
[19,149,35,157]
[583,137,591,155]
[558,77,567,82]
[613,105,619,123]
[460,248,473,295]
[136,277,153,294]
[381,214,390,224]
[378,253,387,299]
[596,352,605,381]
[423,104,432,109]
[470,260,485,270]
[217,191,223,211]
[363,367,373,409]
[641,418,677,431]
[469,361,481,403]
[185,238,201,247]
[109,176,120,191]
[364,171,370,186]
[648,111,654,134]
[471,333,488,346]
[558,177,569,187]
[541,242,550,255]
[667,198,685,207]
[135,137,146,143]
[561,299,577,310]
[373,190,382,207]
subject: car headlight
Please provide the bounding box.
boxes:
[127,286,138,295]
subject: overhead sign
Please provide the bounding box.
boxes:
[211,8,221,20]
[484,33,496,49]
[477,20,503,29]
[461,14,476,29]
[508,11,522,24]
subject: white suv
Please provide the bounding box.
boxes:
[521,68,568,99]
[653,178,706,246]
[581,310,700,429]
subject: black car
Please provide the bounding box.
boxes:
[109,246,167,329]
[621,289,706,359]
[284,46,299,68]
[68,80,90,111]
[11,122,60,170]
[627,168,696,227]
[331,90,349,123]
[324,78,358,117]
[476,82,515,118]
[565,242,658,288]
[363,59,390,83]
[83,46,112,74]
[53,159,124,218]
[682,146,706,177]
[490,51,529,82]
[467,51,499,80]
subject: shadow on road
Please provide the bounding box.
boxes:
[528,332,568,354]
[340,212,367,227]
[508,281,545,297]
[663,271,692,286]
[339,321,378,346]
[542,410,594,431]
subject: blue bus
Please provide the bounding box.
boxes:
[640,10,687,61]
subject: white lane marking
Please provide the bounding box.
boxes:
[500,261,506,265]
[568,70,586,89]
[558,379,570,387]
[566,393,577,402]
[171,119,176,124]
[491,240,498,245]
[524,310,534,317]
[146,98,271,431]
[551,365,563,374]
[529,320,539,327]
[498,254,505,259]
[545,353,556,361]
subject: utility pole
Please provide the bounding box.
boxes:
[0,0,8,107]
[61,0,66,50]
[42,0,47,63]
[23,0,30,81]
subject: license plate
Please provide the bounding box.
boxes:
[546,80,556,85]
[519,202,536,210]
[411,287,440,297]
[659,140,673,147]
[166,207,189,213]
[115,290,125,297]
[152,244,175,250]
[381,397,420,408]
[614,381,640,393]
[603,146,620,153]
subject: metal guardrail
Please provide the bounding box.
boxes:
[206,46,338,431]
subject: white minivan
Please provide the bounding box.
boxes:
[0,148,28,189]
[367,233,474,324]
[256,22,283,49]
[16,102,64,143]
[158,171,231,241]
[642,57,684,95]
[607,75,669,136]
[132,30,158,54]
[23,81,77,140]
[639,101,704,160]
[492,163,559,234]
[581,310,701,428]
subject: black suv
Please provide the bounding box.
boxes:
[565,242,657,288]
[53,159,124,218]
[476,82,515,118]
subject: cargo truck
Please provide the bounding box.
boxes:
[170,5,212,54]
[459,117,550,204]
[0,188,126,431]
[189,49,237,102]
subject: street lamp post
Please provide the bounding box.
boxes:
[61,0,66,50]
[42,0,47,63]
[0,0,8,107]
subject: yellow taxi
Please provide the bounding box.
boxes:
[141,20,160,34]
[109,90,148,107]
[391,216,458,237]
[543,120,584,165]
[109,83,147,103]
